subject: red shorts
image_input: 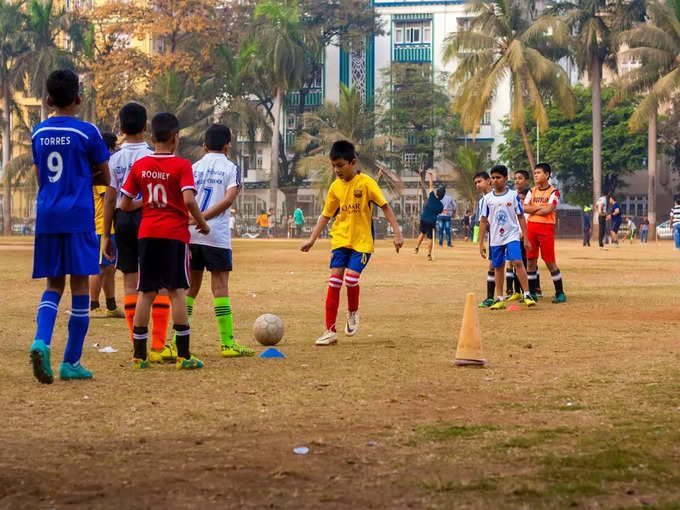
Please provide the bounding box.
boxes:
[526,222,556,263]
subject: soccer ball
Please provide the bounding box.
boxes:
[253,314,284,346]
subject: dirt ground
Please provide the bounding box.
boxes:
[2,237,680,509]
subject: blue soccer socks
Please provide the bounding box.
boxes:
[63,294,90,366]
[35,290,61,346]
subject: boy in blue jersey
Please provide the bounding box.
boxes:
[29,70,114,384]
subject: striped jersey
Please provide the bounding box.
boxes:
[671,205,680,223]
[525,185,560,224]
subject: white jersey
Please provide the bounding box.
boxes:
[190,153,241,249]
[109,142,154,208]
[481,189,524,247]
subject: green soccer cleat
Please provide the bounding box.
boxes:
[521,295,537,307]
[30,339,54,384]
[105,308,125,319]
[148,344,177,363]
[220,342,255,358]
[176,355,204,370]
[490,298,506,310]
[478,298,495,308]
[506,292,522,302]
[552,292,567,304]
[131,358,150,370]
[59,362,93,380]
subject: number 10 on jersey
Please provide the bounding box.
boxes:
[146,183,168,208]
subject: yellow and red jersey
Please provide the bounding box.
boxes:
[525,185,560,224]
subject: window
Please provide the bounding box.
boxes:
[423,21,431,42]
[256,150,263,169]
[394,26,403,44]
[240,154,250,178]
[406,23,421,43]
[403,152,419,169]
[310,64,322,89]
[481,110,491,126]
[287,114,296,130]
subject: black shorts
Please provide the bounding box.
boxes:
[612,221,621,233]
[114,209,142,274]
[189,244,232,272]
[138,238,189,292]
[419,220,435,239]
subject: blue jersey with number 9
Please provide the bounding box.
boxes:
[32,116,110,234]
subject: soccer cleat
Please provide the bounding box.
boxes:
[413,247,419,254]
[344,311,359,336]
[478,298,495,308]
[30,339,54,384]
[148,344,177,363]
[131,358,150,370]
[489,298,506,310]
[521,295,537,307]
[90,306,103,318]
[552,292,567,304]
[315,329,338,346]
[176,355,204,370]
[105,308,125,318]
[220,342,255,358]
[59,362,93,380]
[427,254,433,261]
[506,292,522,302]
[536,289,543,299]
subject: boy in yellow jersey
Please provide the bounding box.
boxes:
[89,133,124,318]
[301,141,404,346]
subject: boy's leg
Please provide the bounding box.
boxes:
[505,262,515,296]
[61,275,93,377]
[343,251,370,336]
[415,232,425,250]
[445,218,452,246]
[123,273,138,340]
[494,265,505,298]
[101,264,122,316]
[150,292,171,352]
[426,237,433,258]
[132,291,156,362]
[538,225,565,302]
[89,272,103,312]
[326,267,345,333]
[437,218,444,246]
[31,276,65,384]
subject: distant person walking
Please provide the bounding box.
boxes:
[640,216,649,244]
[437,189,457,247]
[582,206,591,247]
[625,217,636,244]
[294,206,304,238]
[671,197,680,250]
[596,193,607,248]
[607,196,622,246]
[463,210,471,241]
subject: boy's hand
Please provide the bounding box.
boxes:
[479,244,487,259]
[300,239,315,252]
[195,222,210,235]
[524,239,532,252]
[101,234,116,261]
[393,233,404,253]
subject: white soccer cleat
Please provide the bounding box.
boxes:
[315,329,338,346]
[344,311,359,336]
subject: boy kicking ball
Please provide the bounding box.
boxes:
[186,124,254,358]
[121,112,210,369]
[301,140,404,346]
[478,165,536,310]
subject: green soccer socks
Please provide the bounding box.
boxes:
[214,297,234,347]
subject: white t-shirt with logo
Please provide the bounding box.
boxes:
[109,142,154,208]
[190,153,241,249]
[596,195,607,216]
[481,189,524,247]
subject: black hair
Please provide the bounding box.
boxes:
[473,171,490,181]
[490,165,508,178]
[435,186,446,200]
[205,124,231,150]
[534,162,551,176]
[330,140,356,162]
[151,112,179,143]
[46,70,79,108]
[514,169,530,180]
[102,132,117,151]
[119,103,147,135]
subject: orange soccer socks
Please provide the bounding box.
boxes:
[124,294,137,341]
[151,295,171,351]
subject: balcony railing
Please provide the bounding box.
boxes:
[284,90,323,108]
[394,43,431,62]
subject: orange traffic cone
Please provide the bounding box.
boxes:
[454,293,486,366]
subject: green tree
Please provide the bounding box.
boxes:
[546,0,645,219]
[498,86,647,205]
[611,0,680,240]
[451,146,491,211]
[442,0,576,170]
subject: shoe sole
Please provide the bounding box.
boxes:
[220,351,255,358]
[30,349,53,384]
[316,339,338,346]
[60,374,93,380]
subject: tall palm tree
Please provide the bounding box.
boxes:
[442,0,576,170]
[546,0,645,218]
[250,0,318,217]
[451,146,490,210]
[611,0,680,241]
[0,0,25,234]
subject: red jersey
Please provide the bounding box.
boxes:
[122,154,196,243]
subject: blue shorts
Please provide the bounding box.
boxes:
[33,231,100,278]
[490,240,522,268]
[330,248,371,274]
[97,233,118,267]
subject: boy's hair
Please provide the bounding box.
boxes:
[473,171,490,181]
[490,165,508,178]
[330,140,357,162]
[205,124,231,150]
[514,169,530,180]
[465,209,471,214]
[46,70,79,108]
[534,162,551,176]
[151,112,179,143]
[435,186,446,200]
[102,132,117,151]
[119,103,147,135]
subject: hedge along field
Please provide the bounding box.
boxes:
[2,238,680,509]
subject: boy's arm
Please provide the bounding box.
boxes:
[300,214,331,252]
[380,203,404,253]
[519,214,531,252]
[183,189,210,235]
[427,171,433,192]
[202,186,239,221]
[525,203,556,216]
[478,217,488,259]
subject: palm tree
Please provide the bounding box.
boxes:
[293,84,404,197]
[251,0,319,217]
[610,0,680,241]
[546,0,645,220]
[0,0,25,234]
[451,146,490,210]
[442,0,576,170]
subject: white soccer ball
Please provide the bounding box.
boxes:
[253,314,284,346]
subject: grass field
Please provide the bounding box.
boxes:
[2,237,680,509]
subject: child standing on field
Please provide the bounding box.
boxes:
[414,171,443,261]
[121,112,211,370]
[478,165,535,310]
[300,140,404,346]
[29,69,114,384]
[473,171,496,308]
